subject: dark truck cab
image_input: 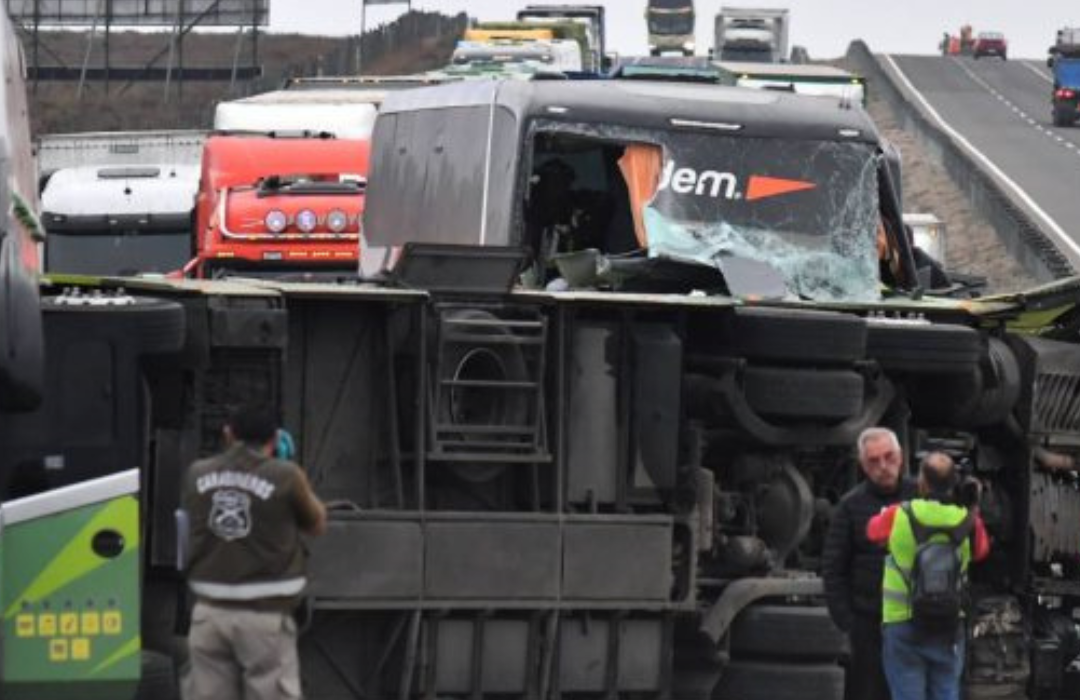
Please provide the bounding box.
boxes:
[364,78,920,300]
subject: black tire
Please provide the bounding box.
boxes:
[906,337,1020,428]
[743,366,864,420]
[136,650,179,700]
[724,307,867,365]
[41,294,185,355]
[729,605,848,661]
[714,660,844,700]
[956,337,1020,426]
[866,321,982,374]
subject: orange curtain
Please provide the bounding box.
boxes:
[617,143,664,248]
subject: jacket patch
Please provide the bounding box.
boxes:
[209,489,253,541]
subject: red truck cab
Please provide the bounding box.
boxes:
[191,134,369,279]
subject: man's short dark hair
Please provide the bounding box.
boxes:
[920,452,958,499]
[227,403,279,446]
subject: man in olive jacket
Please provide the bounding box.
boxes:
[182,403,326,700]
[823,427,917,700]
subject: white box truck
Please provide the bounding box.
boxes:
[714,7,790,63]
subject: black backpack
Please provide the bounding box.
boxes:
[902,502,975,632]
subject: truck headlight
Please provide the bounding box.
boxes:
[265,209,287,234]
[683,41,696,52]
[296,209,318,233]
[326,209,348,233]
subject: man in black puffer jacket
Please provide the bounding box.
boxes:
[823,427,917,700]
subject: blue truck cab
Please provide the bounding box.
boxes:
[1051,53,1080,126]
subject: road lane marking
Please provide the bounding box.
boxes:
[883,54,1080,262]
[1022,61,1054,84]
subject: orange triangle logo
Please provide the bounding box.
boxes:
[746,175,817,201]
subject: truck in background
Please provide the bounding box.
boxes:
[1048,26,1080,66]
[515,5,607,71]
[462,20,594,74]
[646,0,696,56]
[1049,28,1080,127]
[1051,58,1080,127]
[212,88,379,139]
[41,164,198,277]
[35,130,205,186]
[713,7,790,63]
[450,38,584,73]
[190,133,367,279]
[714,60,865,104]
[192,90,376,279]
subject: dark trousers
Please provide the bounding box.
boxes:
[846,613,891,700]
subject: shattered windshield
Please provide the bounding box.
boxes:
[644,134,880,301]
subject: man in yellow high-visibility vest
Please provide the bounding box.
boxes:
[867,452,990,700]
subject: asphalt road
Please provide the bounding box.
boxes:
[881,54,1080,267]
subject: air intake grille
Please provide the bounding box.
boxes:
[1030,471,1080,561]
[1033,372,1080,434]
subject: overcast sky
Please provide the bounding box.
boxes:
[269,0,1074,60]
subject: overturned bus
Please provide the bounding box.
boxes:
[2,78,1079,700]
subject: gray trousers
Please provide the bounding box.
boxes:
[184,601,302,700]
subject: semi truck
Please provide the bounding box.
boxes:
[646,0,696,56]
[189,90,376,279]
[189,133,367,279]
[1050,28,1080,127]
[515,5,607,72]
[462,20,594,74]
[41,164,198,277]
[713,7,790,63]
[35,131,205,278]
[4,49,1080,700]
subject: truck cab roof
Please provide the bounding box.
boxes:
[378,78,880,144]
[42,164,199,220]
